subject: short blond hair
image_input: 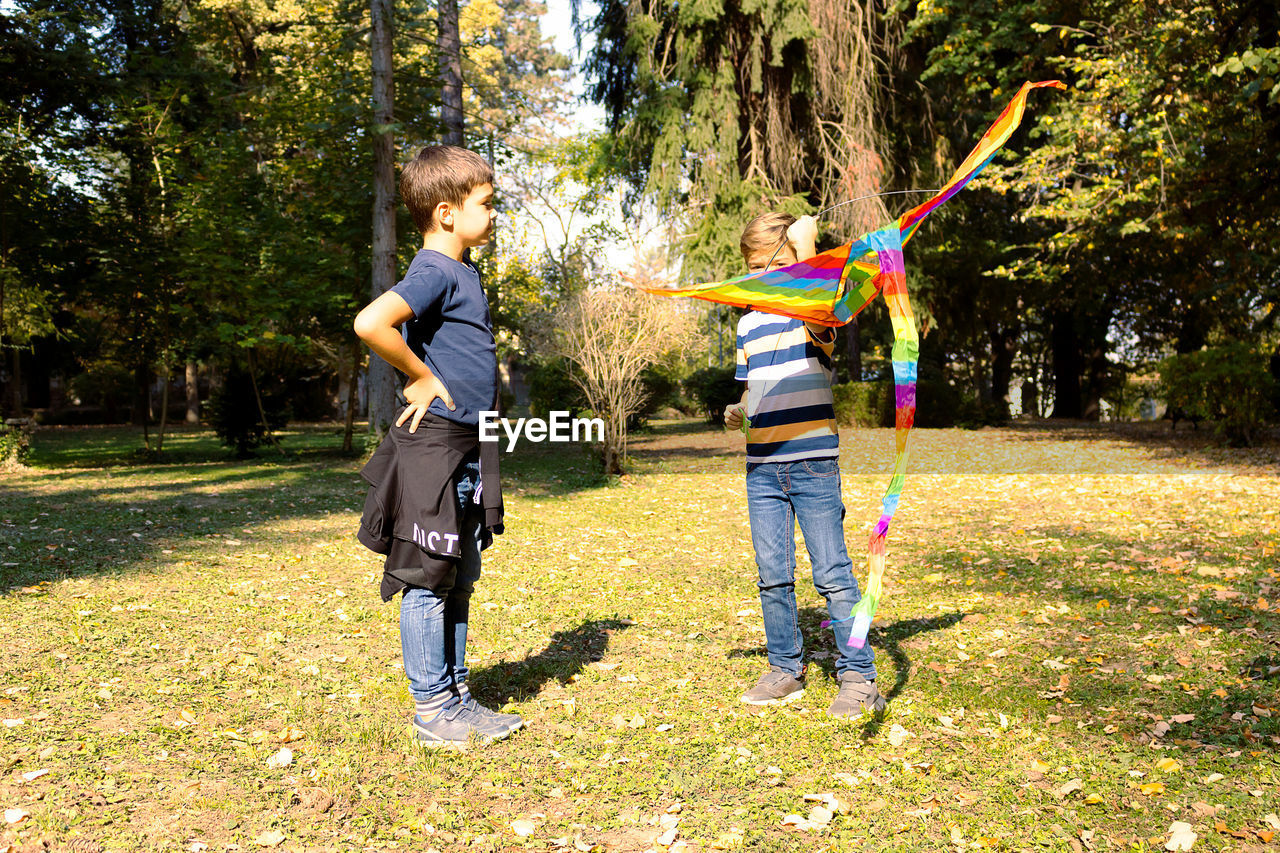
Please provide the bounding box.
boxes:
[400,145,494,234]
[739,211,796,262]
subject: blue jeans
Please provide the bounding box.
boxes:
[746,458,876,680]
[399,453,485,701]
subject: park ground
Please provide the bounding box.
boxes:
[1,420,1278,852]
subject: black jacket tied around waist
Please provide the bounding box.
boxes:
[357,410,504,600]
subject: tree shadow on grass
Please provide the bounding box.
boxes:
[468,618,633,706]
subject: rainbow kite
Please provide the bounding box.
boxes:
[643,80,1065,648]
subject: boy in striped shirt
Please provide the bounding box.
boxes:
[724,212,886,718]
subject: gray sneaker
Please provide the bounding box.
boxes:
[741,667,805,705]
[461,694,524,735]
[412,703,517,748]
[827,671,886,718]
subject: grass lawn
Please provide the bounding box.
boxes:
[1,419,1277,852]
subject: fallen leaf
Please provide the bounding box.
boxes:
[20,769,48,782]
[1155,758,1182,773]
[1140,782,1166,796]
[4,808,29,825]
[265,747,293,769]
[1170,714,1195,724]
[886,723,912,747]
[802,793,843,813]
[1264,814,1280,831]
[1190,802,1217,818]
[807,805,833,826]
[1055,779,1084,798]
[511,819,536,838]
[277,725,305,743]
[254,830,287,848]
[1164,821,1196,851]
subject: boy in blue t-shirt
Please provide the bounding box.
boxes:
[724,211,886,718]
[353,145,520,746]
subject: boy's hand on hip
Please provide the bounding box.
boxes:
[398,372,455,433]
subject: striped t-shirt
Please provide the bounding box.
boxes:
[735,311,838,463]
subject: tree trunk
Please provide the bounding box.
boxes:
[185,360,200,423]
[844,317,861,383]
[438,0,464,145]
[367,0,399,437]
[133,362,151,428]
[1049,309,1082,418]
[8,349,22,417]
[1082,346,1108,422]
[988,321,1018,412]
[246,349,283,452]
[343,343,360,453]
[156,362,169,452]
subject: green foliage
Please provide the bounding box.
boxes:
[0,420,32,468]
[68,361,134,419]
[685,366,740,425]
[832,381,892,428]
[952,395,1009,430]
[1159,343,1277,446]
[2,0,571,428]
[527,358,587,419]
[205,364,291,458]
[579,0,888,282]
[1101,375,1157,423]
[628,366,680,429]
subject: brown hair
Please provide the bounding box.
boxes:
[400,145,494,234]
[739,211,796,262]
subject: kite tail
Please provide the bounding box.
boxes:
[821,226,918,648]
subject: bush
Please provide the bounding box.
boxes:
[628,366,680,430]
[527,357,586,419]
[952,395,1009,429]
[69,360,134,422]
[685,366,741,425]
[0,419,32,468]
[206,364,291,457]
[913,362,961,428]
[1159,343,1277,445]
[832,381,892,427]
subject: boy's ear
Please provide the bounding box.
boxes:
[432,200,452,230]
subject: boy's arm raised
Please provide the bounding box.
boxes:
[787,216,835,342]
[353,291,455,432]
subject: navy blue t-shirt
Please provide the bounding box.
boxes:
[390,249,497,427]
